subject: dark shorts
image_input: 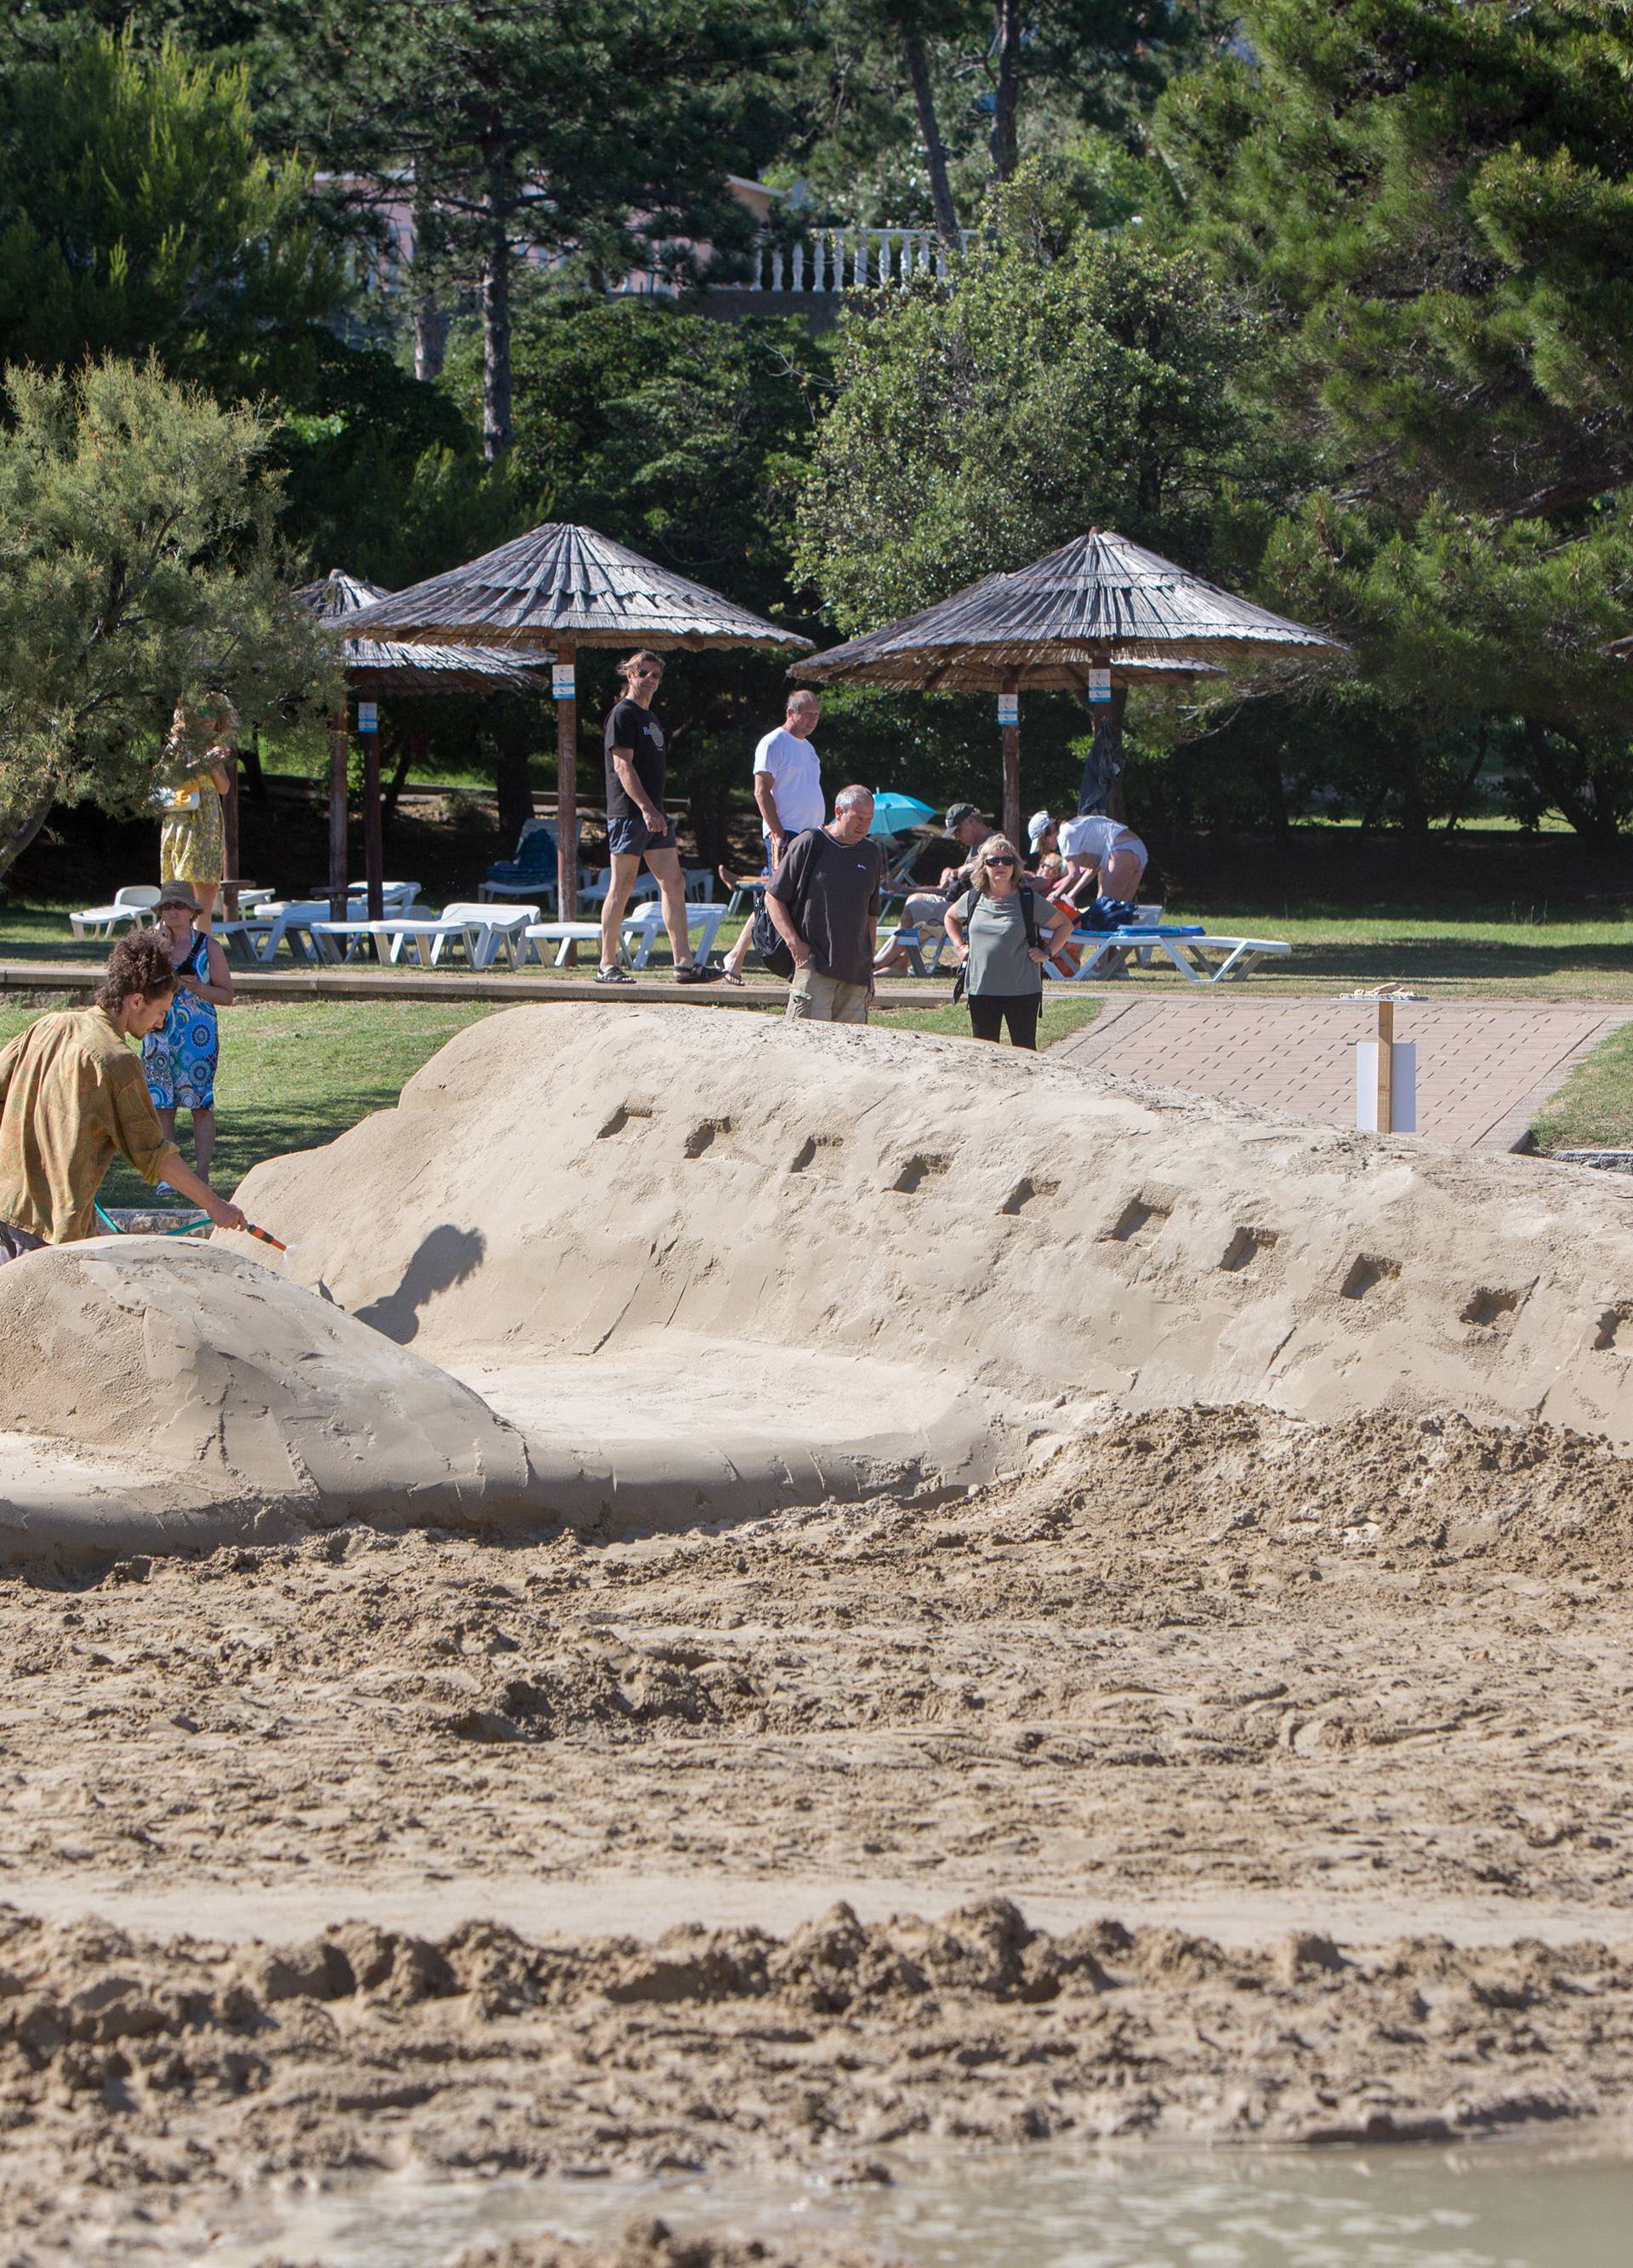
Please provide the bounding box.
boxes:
[608,813,677,858]
[0,1222,45,1266]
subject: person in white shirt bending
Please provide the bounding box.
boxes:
[718,692,825,983]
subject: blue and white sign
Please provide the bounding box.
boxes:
[996,693,1019,727]
[1086,669,1112,704]
[356,700,378,732]
[552,664,576,700]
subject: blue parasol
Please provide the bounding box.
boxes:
[868,791,937,837]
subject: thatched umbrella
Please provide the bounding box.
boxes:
[794,531,1344,845]
[297,570,551,918]
[344,524,812,916]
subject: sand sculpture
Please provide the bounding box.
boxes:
[1,1002,1629,1566]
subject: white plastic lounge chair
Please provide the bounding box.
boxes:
[69,885,161,940]
[1044,924,1292,984]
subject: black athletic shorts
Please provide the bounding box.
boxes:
[608,813,677,858]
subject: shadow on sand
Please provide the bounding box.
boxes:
[355,1223,486,1344]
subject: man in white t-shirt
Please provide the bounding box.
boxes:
[753,692,824,861]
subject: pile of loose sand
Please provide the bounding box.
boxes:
[6,1401,1633,2256]
[8,1889,1633,2259]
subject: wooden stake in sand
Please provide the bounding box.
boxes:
[1356,999,1417,1133]
[327,712,349,922]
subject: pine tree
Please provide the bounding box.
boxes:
[1157,0,1633,838]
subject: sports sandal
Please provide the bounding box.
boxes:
[594,965,634,985]
[675,962,724,984]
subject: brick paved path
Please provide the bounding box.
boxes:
[1052,996,1632,1150]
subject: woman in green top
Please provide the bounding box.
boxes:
[944,833,1074,1051]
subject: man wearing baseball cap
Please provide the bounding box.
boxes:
[1027,811,1059,860]
[873,802,992,977]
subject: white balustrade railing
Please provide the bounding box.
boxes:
[752,227,976,293]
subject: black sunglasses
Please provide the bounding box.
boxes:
[987,854,1016,867]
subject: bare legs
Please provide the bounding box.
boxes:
[599,847,697,972]
[156,1104,215,1185]
[644,847,697,970]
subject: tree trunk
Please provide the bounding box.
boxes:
[479,134,515,461]
[410,162,447,381]
[688,772,732,874]
[414,290,447,384]
[493,727,534,843]
[904,30,960,242]
[239,731,268,802]
[0,781,58,895]
[382,727,422,842]
[1521,719,1602,842]
[990,0,1023,180]
[1441,721,1488,835]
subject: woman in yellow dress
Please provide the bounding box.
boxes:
[154,694,236,928]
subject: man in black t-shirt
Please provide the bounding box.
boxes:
[765,785,885,1024]
[596,650,720,985]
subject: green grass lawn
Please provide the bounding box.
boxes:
[1532,1022,1633,1154]
[0,1000,500,1208]
[16,892,1633,997]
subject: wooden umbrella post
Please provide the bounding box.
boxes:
[554,641,578,938]
[999,672,1021,849]
[327,712,350,921]
[1104,680,1129,823]
[221,744,241,920]
[358,698,384,921]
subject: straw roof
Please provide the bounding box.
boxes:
[340,523,813,653]
[294,570,552,696]
[794,531,1345,689]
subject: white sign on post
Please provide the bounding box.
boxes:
[1355,1040,1416,1133]
[1086,669,1112,704]
[996,693,1019,727]
[552,664,576,701]
[356,700,378,732]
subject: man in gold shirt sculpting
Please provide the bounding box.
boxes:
[0,933,248,1262]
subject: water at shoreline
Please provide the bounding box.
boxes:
[200,2133,1633,2268]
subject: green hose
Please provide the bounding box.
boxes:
[94,1201,207,1239]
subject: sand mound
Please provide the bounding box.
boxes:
[236,1004,1633,1507]
[0,1238,537,1566]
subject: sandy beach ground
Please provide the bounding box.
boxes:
[6,1404,1633,2261]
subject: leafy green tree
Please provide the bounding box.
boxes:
[1158,0,1633,521]
[794,179,1267,627]
[0,358,340,886]
[788,1,1220,229]
[445,289,827,858]
[0,31,340,393]
[287,0,793,459]
[1154,0,1633,837]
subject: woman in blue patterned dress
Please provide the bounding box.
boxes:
[143,879,235,1185]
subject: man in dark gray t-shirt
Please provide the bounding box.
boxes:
[765,786,885,1024]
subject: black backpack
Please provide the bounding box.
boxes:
[749,829,829,978]
[952,883,1038,1001]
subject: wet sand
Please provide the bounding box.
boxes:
[5,1405,1633,2260]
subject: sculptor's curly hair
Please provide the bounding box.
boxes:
[96,932,178,1016]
